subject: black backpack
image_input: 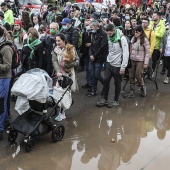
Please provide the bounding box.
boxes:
[118,35,132,68]
[0,42,20,69]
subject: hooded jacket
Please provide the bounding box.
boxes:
[4,9,14,26]
[144,27,156,55]
[89,27,108,63]
[149,20,166,50]
[130,37,150,65]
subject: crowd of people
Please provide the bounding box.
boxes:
[0,0,169,140]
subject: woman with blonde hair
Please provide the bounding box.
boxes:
[21,27,44,71]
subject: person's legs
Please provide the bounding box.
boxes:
[83,56,90,86]
[135,61,144,87]
[102,63,113,100]
[0,78,11,139]
[164,57,170,83]
[88,60,95,90]
[93,62,103,91]
[152,49,160,72]
[113,67,122,102]
[124,61,136,98]
[129,61,136,91]
[96,63,112,107]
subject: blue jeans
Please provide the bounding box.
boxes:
[89,60,103,91]
[0,78,11,132]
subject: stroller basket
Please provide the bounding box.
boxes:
[11,110,43,135]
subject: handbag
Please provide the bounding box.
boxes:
[53,84,72,110]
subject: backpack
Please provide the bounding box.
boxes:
[118,35,132,68]
[0,42,20,69]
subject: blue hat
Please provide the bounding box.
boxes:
[61,18,71,25]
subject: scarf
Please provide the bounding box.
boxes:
[108,29,120,43]
[1,19,6,25]
[24,38,41,59]
[14,31,20,39]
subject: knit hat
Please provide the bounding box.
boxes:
[14,20,22,26]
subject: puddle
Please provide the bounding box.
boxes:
[1,94,170,170]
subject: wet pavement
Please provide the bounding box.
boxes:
[0,69,170,170]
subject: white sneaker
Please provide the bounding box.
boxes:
[164,77,169,84]
[55,112,66,121]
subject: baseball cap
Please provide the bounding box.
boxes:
[61,18,71,25]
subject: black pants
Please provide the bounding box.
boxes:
[152,49,160,71]
[164,57,170,77]
[103,63,122,102]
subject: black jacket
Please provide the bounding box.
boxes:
[123,28,134,40]
[3,22,11,31]
[89,28,108,63]
[60,26,79,50]
[21,39,44,70]
[80,30,91,56]
[41,35,56,76]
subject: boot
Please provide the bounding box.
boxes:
[141,86,147,97]
[124,90,135,98]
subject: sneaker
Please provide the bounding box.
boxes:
[108,101,119,108]
[124,90,135,98]
[55,114,66,121]
[82,84,91,89]
[164,77,169,84]
[96,98,108,107]
[0,132,3,140]
[86,91,97,97]
[141,86,147,97]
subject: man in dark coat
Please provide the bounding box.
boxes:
[41,22,59,76]
[86,20,108,96]
[60,18,79,51]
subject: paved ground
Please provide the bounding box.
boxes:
[0,66,170,170]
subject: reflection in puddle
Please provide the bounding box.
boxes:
[1,94,170,170]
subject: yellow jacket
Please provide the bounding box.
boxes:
[144,28,156,56]
[149,20,166,50]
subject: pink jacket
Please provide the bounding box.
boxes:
[130,37,150,65]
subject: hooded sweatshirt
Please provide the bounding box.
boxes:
[107,30,129,70]
[149,20,166,50]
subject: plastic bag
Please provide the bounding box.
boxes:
[51,85,72,110]
[15,96,30,115]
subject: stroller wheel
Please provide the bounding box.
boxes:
[25,138,35,153]
[52,125,65,143]
[8,130,18,143]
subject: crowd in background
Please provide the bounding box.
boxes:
[0,0,169,139]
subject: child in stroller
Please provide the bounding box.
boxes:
[8,69,73,152]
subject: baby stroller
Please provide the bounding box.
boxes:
[8,69,73,152]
